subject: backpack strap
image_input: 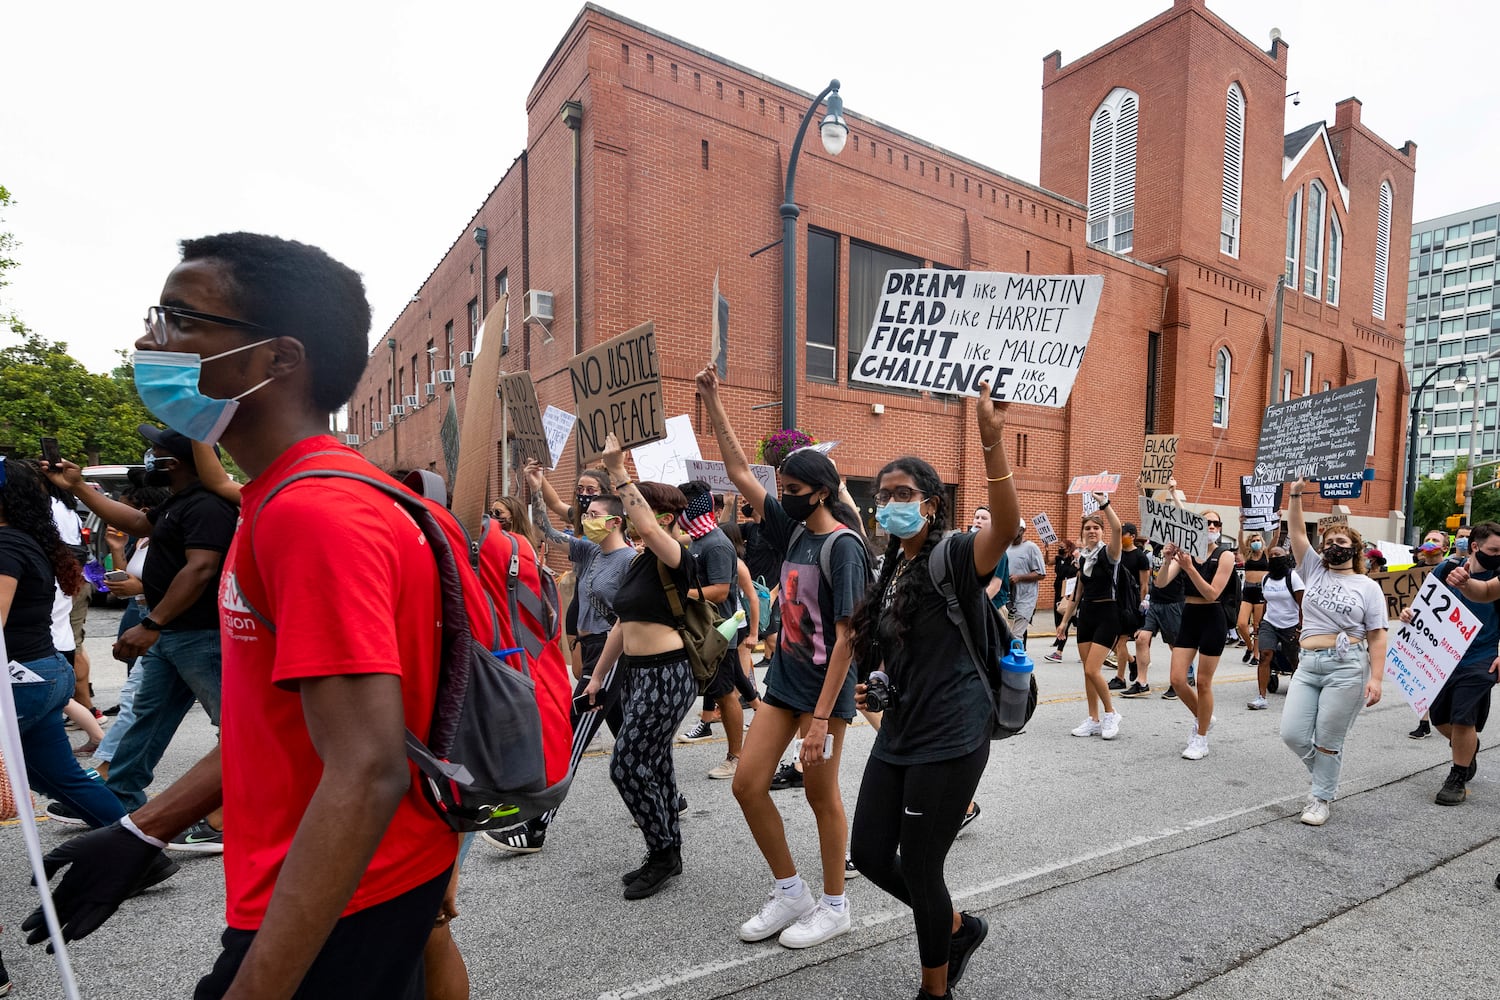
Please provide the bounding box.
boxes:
[928,537,998,721]
[817,525,851,584]
[654,544,694,630]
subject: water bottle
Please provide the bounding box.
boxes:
[998,639,1034,731]
[716,608,747,643]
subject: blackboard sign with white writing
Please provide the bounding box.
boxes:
[1252,379,1377,486]
[853,269,1104,407]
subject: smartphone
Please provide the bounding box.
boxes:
[823,734,834,757]
[40,436,62,467]
[105,570,130,583]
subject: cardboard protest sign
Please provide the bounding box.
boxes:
[852,269,1104,407]
[542,405,577,469]
[1317,514,1349,539]
[1068,472,1121,495]
[500,371,549,471]
[1385,574,1480,716]
[1139,435,1178,491]
[1032,512,1059,545]
[629,415,701,485]
[1370,565,1435,620]
[1239,475,1284,532]
[684,458,778,496]
[1138,495,1211,560]
[568,322,665,464]
[1252,378,1377,485]
[453,296,508,539]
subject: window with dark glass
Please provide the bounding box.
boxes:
[806,229,838,382]
[848,240,922,383]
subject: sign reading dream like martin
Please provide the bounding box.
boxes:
[1251,379,1378,486]
[853,270,1104,407]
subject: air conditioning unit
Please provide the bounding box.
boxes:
[424,383,436,399]
[459,351,476,367]
[343,434,361,446]
[372,421,385,432]
[524,289,554,324]
[391,405,406,417]
[404,394,419,408]
[436,369,456,384]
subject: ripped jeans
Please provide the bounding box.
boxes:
[1280,645,1369,801]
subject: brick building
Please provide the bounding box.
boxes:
[351,0,1415,555]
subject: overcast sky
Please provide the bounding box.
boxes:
[3,0,1494,373]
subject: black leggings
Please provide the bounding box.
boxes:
[851,741,990,968]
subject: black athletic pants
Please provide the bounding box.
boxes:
[851,741,990,968]
[610,653,698,852]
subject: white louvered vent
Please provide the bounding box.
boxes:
[1373,181,1392,320]
[1221,84,1244,256]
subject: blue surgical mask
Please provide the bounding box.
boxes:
[876,500,927,539]
[1456,537,1470,554]
[133,340,273,445]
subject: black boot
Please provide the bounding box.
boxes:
[623,846,682,900]
[620,853,651,885]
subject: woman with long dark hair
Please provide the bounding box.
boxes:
[696,365,872,951]
[0,458,126,828]
[846,384,1018,1000]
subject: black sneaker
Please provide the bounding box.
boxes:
[956,802,981,838]
[770,761,803,791]
[0,950,10,997]
[167,819,224,855]
[481,820,545,855]
[1127,660,1138,683]
[101,703,122,717]
[1107,677,1126,691]
[1409,721,1432,740]
[44,800,88,827]
[1120,682,1151,698]
[1161,687,1179,701]
[677,793,689,814]
[1436,766,1469,806]
[623,846,682,900]
[621,854,651,885]
[948,911,990,987]
[1466,739,1481,782]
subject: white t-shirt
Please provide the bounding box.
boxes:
[1297,549,1386,640]
[1261,572,1304,629]
[48,497,82,653]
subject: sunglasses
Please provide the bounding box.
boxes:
[1206,520,1222,527]
[143,305,264,347]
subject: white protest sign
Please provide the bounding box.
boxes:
[852,269,1104,407]
[1032,512,1059,545]
[629,414,702,485]
[684,458,777,496]
[541,405,577,469]
[1138,495,1211,560]
[1385,575,1481,717]
[1068,472,1121,495]
[1081,492,1099,516]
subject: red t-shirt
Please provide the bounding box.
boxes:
[219,437,458,929]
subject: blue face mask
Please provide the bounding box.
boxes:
[133,340,273,445]
[876,500,927,539]
[1456,537,1470,554]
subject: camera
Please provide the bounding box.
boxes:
[864,670,898,713]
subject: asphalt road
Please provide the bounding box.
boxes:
[3,610,1497,1000]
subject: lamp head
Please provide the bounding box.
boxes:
[820,86,847,157]
[1455,364,1471,394]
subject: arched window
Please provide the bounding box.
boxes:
[1087,88,1139,254]
[1303,181,1326,296]
[1213,347,1231,427]
[1373,181,1393,320]
[1221,84,1244,257]
[1285,190,1302,284]
[1326,213,1342,305]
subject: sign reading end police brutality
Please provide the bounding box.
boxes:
[568,322,666,464]
[853,270,1104,407]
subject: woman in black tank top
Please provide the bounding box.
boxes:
[1236,530,1270,661]
[1058,494,1124,741]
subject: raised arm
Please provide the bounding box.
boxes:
[600,433,682,569]
[971,381,1019,576]
[525,458,573,521]
[530,494,573,547]
[192,440,242,506]
[1286,480,1312,564]
[44,460,152,537]
[695,363,767,513]
[1100,493,1123,562]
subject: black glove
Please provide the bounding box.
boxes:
[22,820,178,947]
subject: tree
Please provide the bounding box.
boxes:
[1,184,25,335]
[1411,455,1500,535]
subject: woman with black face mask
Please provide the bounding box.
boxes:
[1249,545,1303,710]
[696,363,873,952]
[1279,483,1388,826]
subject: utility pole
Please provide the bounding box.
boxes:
[1269,275,1286,404]
[1463,375,1481,525]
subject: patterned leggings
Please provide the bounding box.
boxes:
[610,652,698,851]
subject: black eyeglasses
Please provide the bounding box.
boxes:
[143,305,264,346]
[874,487,927,504]
[1205,519,1222,527]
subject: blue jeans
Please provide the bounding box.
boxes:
[1280,645,1369,802]
[96,601,148,763]
[12,652,126,827]
[104,628,223,811]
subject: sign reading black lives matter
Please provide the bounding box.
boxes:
[1138,496,1211,560]
[568,322,666,464]
[1252,379,1378,485]
[853,269,1104,407]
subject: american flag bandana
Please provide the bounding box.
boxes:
[678,490,718,539]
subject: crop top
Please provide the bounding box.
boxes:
[1242,554,1271,573]
[609,542,695,629]
[1078,547,1117,602]
[1188,547,1234,600]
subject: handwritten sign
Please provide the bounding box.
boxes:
[1239,475,1284,532]
[684,459,778,496]
[1138,496,1211,560]
[500,372,549,471]
[568,322,665,464]
[542,405,577,469]
[1317,514,1350,539]
[1139,435,1178,491]
[629,415,701,486]
[1068,472,1121,495]
[1252,379,1378,485]
[852,269,1104,407]
[1370,565,1435,620]
[1032,512,1059,546]
[1081,492,1099,516]
[1385,575,1480,716]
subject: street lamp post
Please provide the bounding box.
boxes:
[387,336,399,468]
[1405,359,1472,545]
[779,79,847,432]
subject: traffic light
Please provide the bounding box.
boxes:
[1456,470,1468,505]
[1447,514,1463,530]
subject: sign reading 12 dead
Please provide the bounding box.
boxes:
[853,269,1105,407]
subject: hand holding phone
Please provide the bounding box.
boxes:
[40,436,62,467]
[105,570,130,583]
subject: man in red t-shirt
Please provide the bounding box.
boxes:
[26,233,460,998]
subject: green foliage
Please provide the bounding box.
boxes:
[1,184,25,335]
[1412,456,1500,535]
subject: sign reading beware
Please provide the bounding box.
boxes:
[1068,472,1121,495]
[568,322,665,464]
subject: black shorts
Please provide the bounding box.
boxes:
[767,598,782,635]
[1430,668,1497,731]
[704,647,741,700]
[1141,601,1182,646]
[194,866,451,999]
[1242,583,1265,605]
[1173,602,1228,656]
[1076,600,1121,648]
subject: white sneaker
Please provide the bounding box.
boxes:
[707,756,738,780]
[1182,734,1209,760]
[1300,797,1330,826]
[739,887,816,942]
[1100,711,1122,740]
[778,899,852,949]
[1071,717,1102,738]
[1247,695,1268,711]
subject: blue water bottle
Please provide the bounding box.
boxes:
[998,639,1034,732]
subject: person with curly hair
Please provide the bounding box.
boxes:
[0,457,128,828]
